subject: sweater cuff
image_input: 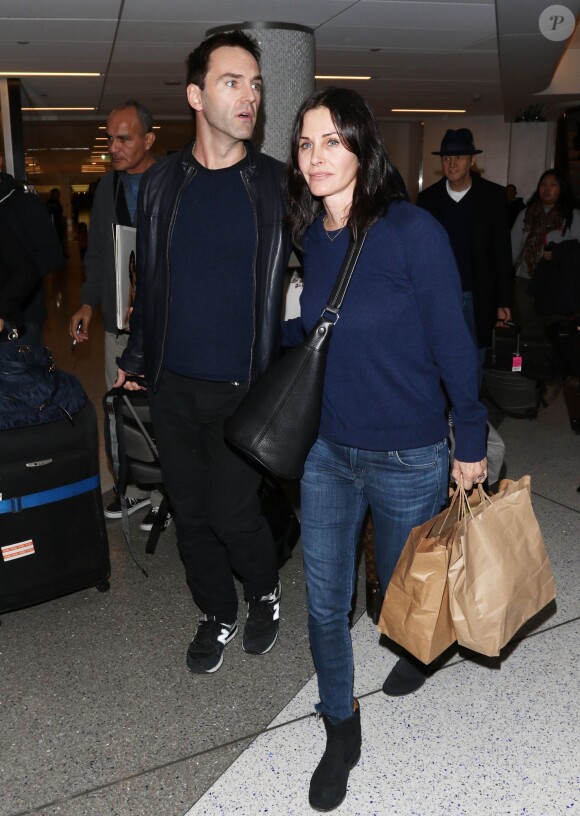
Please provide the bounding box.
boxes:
[452,415,488,463]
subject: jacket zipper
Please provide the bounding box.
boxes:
[240,166,259,389]
[155,161,197,387]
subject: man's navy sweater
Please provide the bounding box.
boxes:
[166,156,255,381]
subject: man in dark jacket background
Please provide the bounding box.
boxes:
[0,220,43,338]
[68,101,160,527]
[0,153,63,344]
[417,129,513,381]
[116,31,291,674]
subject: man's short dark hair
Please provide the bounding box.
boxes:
[109,100,154,135]
[187,31,261,89]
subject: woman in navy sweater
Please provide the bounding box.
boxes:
[285,88,488,812]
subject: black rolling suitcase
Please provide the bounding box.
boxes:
[0,401,110,613]
[483,324,552,418]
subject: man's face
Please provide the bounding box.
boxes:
[441,154,474,191]
[105,107,155,174]
[187,46,262,145]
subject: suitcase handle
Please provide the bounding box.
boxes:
[492,320,522,361]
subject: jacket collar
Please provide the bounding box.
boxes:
[0,171,18,201]
[180,139,259,174]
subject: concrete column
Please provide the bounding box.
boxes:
[207,22,315,162]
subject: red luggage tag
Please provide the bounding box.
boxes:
[512,353,523,372]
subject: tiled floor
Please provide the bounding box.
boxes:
[1,246,579,816]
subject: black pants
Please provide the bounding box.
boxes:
[148,371,278,623]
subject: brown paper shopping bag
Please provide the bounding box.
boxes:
[378,490,466,664]
[448,476,556,657]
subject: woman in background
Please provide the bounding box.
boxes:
[511,168,580,336]
[284,88,488,812]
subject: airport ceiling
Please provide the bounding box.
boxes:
[1,0,580,180]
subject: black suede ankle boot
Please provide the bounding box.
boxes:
[309,701,361,812]
[382,650,429,696]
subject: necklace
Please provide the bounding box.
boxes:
[323,215,346,242]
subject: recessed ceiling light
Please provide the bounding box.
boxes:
[391,108,466,113]
[1,71,100,77]
[26,146,90,151]
[22,107,96,111]
[99,124,160,130]
[315,75,371,80]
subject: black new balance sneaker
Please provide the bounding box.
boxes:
[139,506,173,532]
[104,496,150,518]
[186,615,238,674]
[242,580,281,655]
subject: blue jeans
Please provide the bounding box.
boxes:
[300,436,449,723]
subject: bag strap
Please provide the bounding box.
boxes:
[103,390,149,578]
[323,232,368,316]
[121,394,159,458]
[104,392,126,490]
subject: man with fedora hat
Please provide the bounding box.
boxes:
[417,128,512,380]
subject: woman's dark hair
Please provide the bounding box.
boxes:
[526,168,577,234]
[286,87,405,246]
[187,31,261,88]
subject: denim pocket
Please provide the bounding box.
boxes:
[394,438,447,469]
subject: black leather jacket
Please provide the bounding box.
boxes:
[120,140,290,390]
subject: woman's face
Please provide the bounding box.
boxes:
[297,106,359,209]
[538,174,561,207]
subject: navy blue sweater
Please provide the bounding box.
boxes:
[165,157,255,381]
[283,201,487,463]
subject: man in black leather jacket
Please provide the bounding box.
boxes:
[116,31,291,674]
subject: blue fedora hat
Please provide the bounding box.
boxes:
[432,128,483,156]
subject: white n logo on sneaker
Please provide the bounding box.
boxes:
[271,601,280,621]
[217,626,231,645]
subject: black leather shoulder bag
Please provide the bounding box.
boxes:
[224,232,367,479]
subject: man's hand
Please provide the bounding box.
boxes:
[451,457,488,491]
[113,367,147,391]
[69,305,92,343]
[495,307,511,327]
[0,318,4,333]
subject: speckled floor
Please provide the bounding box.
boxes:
[1,249,578,816]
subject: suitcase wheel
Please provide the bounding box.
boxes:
[96,580,110,593]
